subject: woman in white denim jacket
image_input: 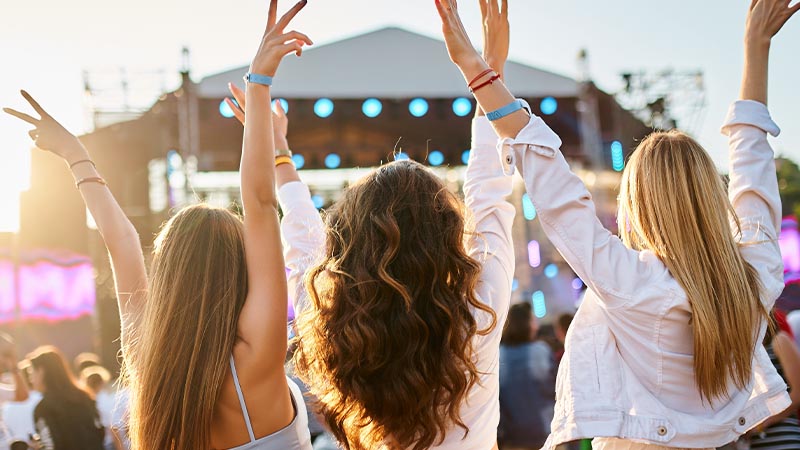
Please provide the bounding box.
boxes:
[436,0,798,448]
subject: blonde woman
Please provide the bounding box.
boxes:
[3,1,313,449]
[437,0,796,448]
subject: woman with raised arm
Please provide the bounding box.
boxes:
[437,0,797,448]
[226,15,516,449]
[3,1,313,449]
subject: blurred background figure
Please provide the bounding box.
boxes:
[746,312,800,449]
[498,302,555,450]
[80,365,123,450]
[28,346,104,450]
[553,313,573,366]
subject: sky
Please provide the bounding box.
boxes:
[1,0,799,230]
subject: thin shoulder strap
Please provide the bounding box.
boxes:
[229,355,256,443]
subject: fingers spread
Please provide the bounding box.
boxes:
[225,98,245,124]
[488,0,498,16]
[228,82,247,110]
[28,130,39,141]
[274,30,314,46]
[276,0,308,31]
[478,0,488,17]
[268,0,278,28]
[21,90,47,116]
[278,41,305,58]
[502,0,508,17]
[3,107,39,125]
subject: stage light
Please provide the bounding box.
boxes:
[522,194,537,220]
[273,98,289,113]
[544,264,559,279]
[394,152,410,161]
[324,153,341,169]
[452,98,473,117]
[572,278,584,290]
[311,195,325,209]
[532,291,547,318]
[528,240,541,268]
[461,150,471,165]
[428,151,445,166]
[540,97,558,115]
[409,98,429,117]
[512,279,519,292]
[611,141,625,172]
[292,154,305,169]
[362,98,383,118]
[314,98,334,118]
[219,99,235,118]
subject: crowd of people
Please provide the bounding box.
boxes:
[1,0,800,449]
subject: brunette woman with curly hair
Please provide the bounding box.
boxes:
[222,6,514,447]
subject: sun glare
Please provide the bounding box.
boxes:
[0,126,32,233]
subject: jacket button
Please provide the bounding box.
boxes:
[738,417,746,426]
[657,426,667,436]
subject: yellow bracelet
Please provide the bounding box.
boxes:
[275,155,294,167]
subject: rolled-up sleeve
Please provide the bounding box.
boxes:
[278,182,326,316]
[722,100,784,306]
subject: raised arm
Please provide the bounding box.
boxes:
[225,82,323,318]
[724,0,798,305]
[3,92,146,346]
[234,0,313,370]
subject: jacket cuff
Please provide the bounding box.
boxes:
[721,100,780,137]
[278,181,313,212]
[497,115,564,176]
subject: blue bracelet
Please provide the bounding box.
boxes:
[243,73,273,86]
[486,99,527,121]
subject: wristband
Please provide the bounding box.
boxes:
[486,99,528,122]
[243,73,273,86]
[468,69,495,89]
[69,159,96,170]
[76,177,107,189]
[275,155,294,168]
[470,73,502,94]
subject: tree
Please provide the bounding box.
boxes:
[777,157,800,219]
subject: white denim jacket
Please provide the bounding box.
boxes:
[277,119,516,450]
[493,100,789,449]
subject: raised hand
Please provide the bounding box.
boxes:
[225,82,289,145]
[3,91,88,164]
[479,0,510,74]
[746,0,800,44]
[250,0,313,77]
[435,0,485,78]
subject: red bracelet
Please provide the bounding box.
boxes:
[468,69,495,89]
[470,73,502,93]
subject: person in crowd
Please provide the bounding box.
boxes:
[436,0,796,448]
[3,1,314,449]
[786,310,800,349]
[73,353,101,377]
[498,302,555,450]
[227,2,514,448]
[2,358,42,449]
[27,346,104,450]
[747,313,800,449]
[1,333,31,449]
[80,366,122,450]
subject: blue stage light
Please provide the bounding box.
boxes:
[362,98,383,118]
[311,195,325,209]
[428,151,445,166]
[409,98,429,117]
[522,194,537,221]
[272,98,289,113]
[219,99,235,118]
[512,279,519,292]
[544,264,559,279]
[314,98,334,118]
[461,150,470,165]
[324,153,341,169]
[611,141,625,172]
[532,291,547,318]
[452,98,473,117]
[572,278,584,290]
[394,152,410,161]
[540,97,558,115]
[291,154,305,169]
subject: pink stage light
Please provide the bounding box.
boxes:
[0,252,96,324]
[781,217,800,274]
[528,240,541,268]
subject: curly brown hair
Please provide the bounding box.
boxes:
[294,160,496,450]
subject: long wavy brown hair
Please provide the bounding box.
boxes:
[120,204,249,450]
[619,131,768,404]
[294,160,496,450]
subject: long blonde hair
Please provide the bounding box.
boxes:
[618,130,767,403]
[121,204,249,450]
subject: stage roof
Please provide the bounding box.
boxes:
[197,27,579,99]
